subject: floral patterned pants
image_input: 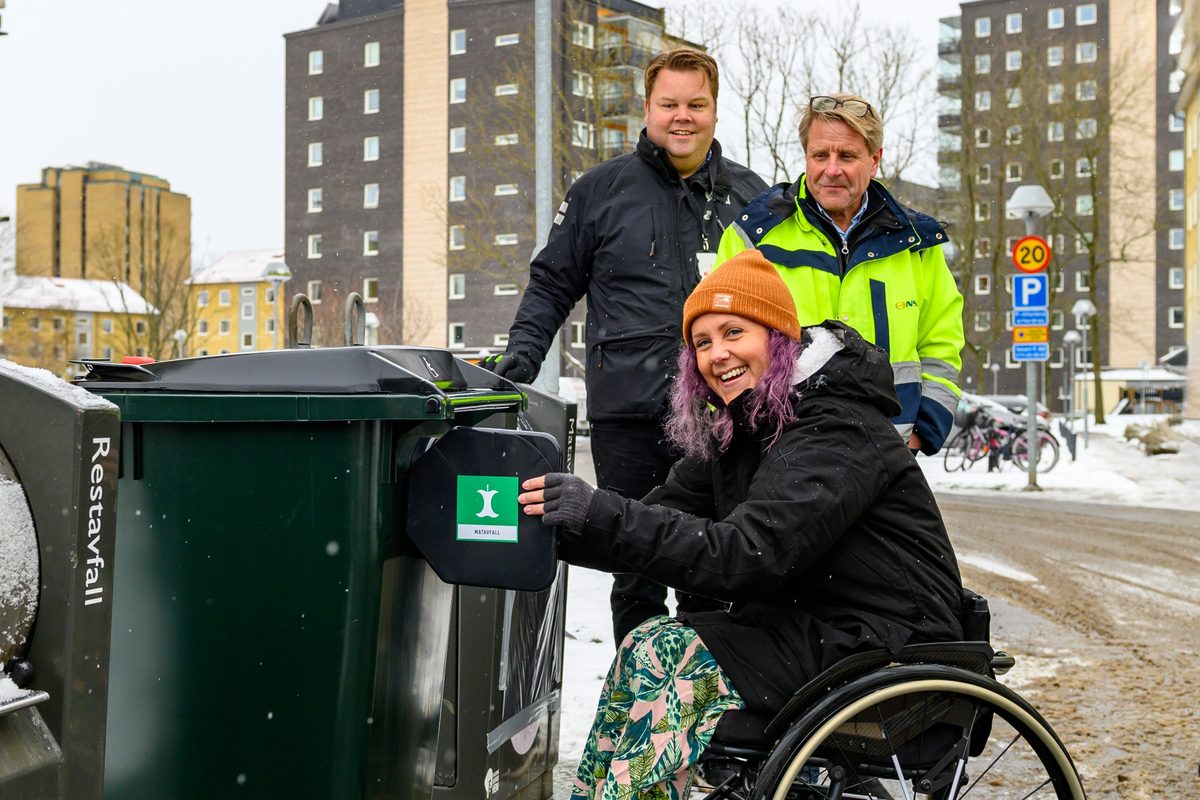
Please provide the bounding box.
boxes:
[572,615,745,800]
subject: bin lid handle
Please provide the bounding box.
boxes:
[288,294,314,349]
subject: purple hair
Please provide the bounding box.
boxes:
[665,329,803,460]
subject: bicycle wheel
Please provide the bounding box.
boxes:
[943,431,970,472]
[1012,431,1061,473]
[754,664,1086,800]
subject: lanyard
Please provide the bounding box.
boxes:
[681,184,723,253]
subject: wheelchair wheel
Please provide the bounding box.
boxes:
[753,664,1085,800]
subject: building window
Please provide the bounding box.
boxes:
[241,286,255,296]
[1076,119,1097,139]
[449,273,466,300]
[1168,267,1185,289]
[307,234,322,259]
[241,303,254,320]
[1076,4,1097,25]
[1049,159,1064,179]
[1075,232,1093,253]
[1006,162,1022,182]
[1005,12,1021,33]
[1166,307,1185,328]
[363,278,379,302]
[974,238,991,258]
[1047,83,1064,104]
[449,175,466,202]
[28,316,42,331]
[266,287,276,303]
[449,225,465,250]
[1076,80,1097,101]
[1006,51,1021,71]
[1169,188,1184,210]
[363,136,380,161]
[974,127,991,147]
[1049,347,1064,369]
[1169,228,1184,249]
[219,290,232,306]
[1076,157,1093,177]
[449,78,466,104]
[974,54,991,74]
[1047,7,1064,28]
[1076,42,1097,63]
[1168,112,1185,132]
[364,41,380,67]
[493,334,510,347]
[266,319,275,335]
[364,183,379,209]
[1047,46,1064,67]
[450,29,466,55]
[198,319,209,335]
[974,311,992,332]
[450,127,466,153]
[572,121,595,148]
[1169,149,1184,171]
[974,274,991,295]
[494,283,519,296]
[308,96,323,121]
[1006,87,1021,108]
[219,320,231,334]
[572,20,594,49]
[1051,310,1065,330]
[198,290,210,307]
[101,318,113,334]
[974,17,991,37]
[308,142,323,167]
[242,333,255,350]
[364,89,380,113]
[363,230,379,255]
[495,33,519,47]
[307,188,323,213]
[494,183,519,196]
[448,323,465,348]
[308,280,323,302]
[1005,125,1022,145]
[974,202,990,222]
[1075,195,1094,216]
[572,70,594,97]
[1,315,11,331]
[494,234,519,247]
[495,133,519,146]
[975,90,991,111]
[494,83,519,96]
[570,321,585,348]
[976,163,991,183]
[308,50,324,75]
[1075,271,1090,292]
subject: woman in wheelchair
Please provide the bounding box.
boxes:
[520,250,1084,800]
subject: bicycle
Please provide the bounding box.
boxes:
[1011,427,1061,473]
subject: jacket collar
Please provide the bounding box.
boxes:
[637,130,733,201]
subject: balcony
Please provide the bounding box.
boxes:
[937,77,961,94]
[597,41,657,70]
[938,113,962,131]
[937,38,961,57]
[600,93,643,118]
[601,139,633,160]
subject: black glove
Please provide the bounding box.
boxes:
[541,473,595,535]
[479,352,536,383]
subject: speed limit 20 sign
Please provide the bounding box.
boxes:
[1012,235,1051,273]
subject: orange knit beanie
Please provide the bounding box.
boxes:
[682,249,801,342]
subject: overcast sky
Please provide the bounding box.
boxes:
[0,0,960,262]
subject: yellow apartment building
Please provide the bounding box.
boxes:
[187,249,291,355]
[0,266,155,379]
[15,162,191,293]
[1179,0,1200,417]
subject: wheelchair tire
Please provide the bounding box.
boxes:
[752,663,1086,800]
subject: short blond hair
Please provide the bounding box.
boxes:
[644,48,719,102]
[798,92,884,154]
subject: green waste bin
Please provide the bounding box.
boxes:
[75,346,572,800]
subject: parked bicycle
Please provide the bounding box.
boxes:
[944,407,1060,474]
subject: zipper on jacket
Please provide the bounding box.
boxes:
[595,344,603,370]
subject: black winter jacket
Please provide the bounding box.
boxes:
[505,132,766,422]
[559,322,964,712]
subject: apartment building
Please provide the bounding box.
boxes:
[187,249,291,355]
[1177,0,1200,416]
[937,0,1186,407]
[283,0,683,365]
[15,162,191,293]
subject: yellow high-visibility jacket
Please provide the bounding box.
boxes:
[716,177,964,453]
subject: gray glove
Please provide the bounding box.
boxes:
[479,352,537,383]
[541,473,595,535]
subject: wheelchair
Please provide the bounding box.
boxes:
[695,591,1086,799]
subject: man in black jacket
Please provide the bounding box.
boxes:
[482,48,766,643]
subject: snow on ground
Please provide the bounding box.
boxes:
[558,415,1200,783]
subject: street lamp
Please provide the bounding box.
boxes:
[990,362,1000,394]
[1071,298,1097,448]
[1062,330,1081,430]
[172,328,187,359]
[365,312,380,346]
[263,260,292,350]
[1006,184,1055,491]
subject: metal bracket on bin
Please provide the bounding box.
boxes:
[344,292,366,346]
[287,293,314,349]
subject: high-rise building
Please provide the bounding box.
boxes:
[15,162,191,293]
[937,0,1186,408]
[1176,0,1199,416]
[283,0,685,362]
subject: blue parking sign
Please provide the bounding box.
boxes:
[1013,274,1049,310]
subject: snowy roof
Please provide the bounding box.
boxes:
[188,249,289,286]
[1,274,156,315]
[1078,368,1185,384]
